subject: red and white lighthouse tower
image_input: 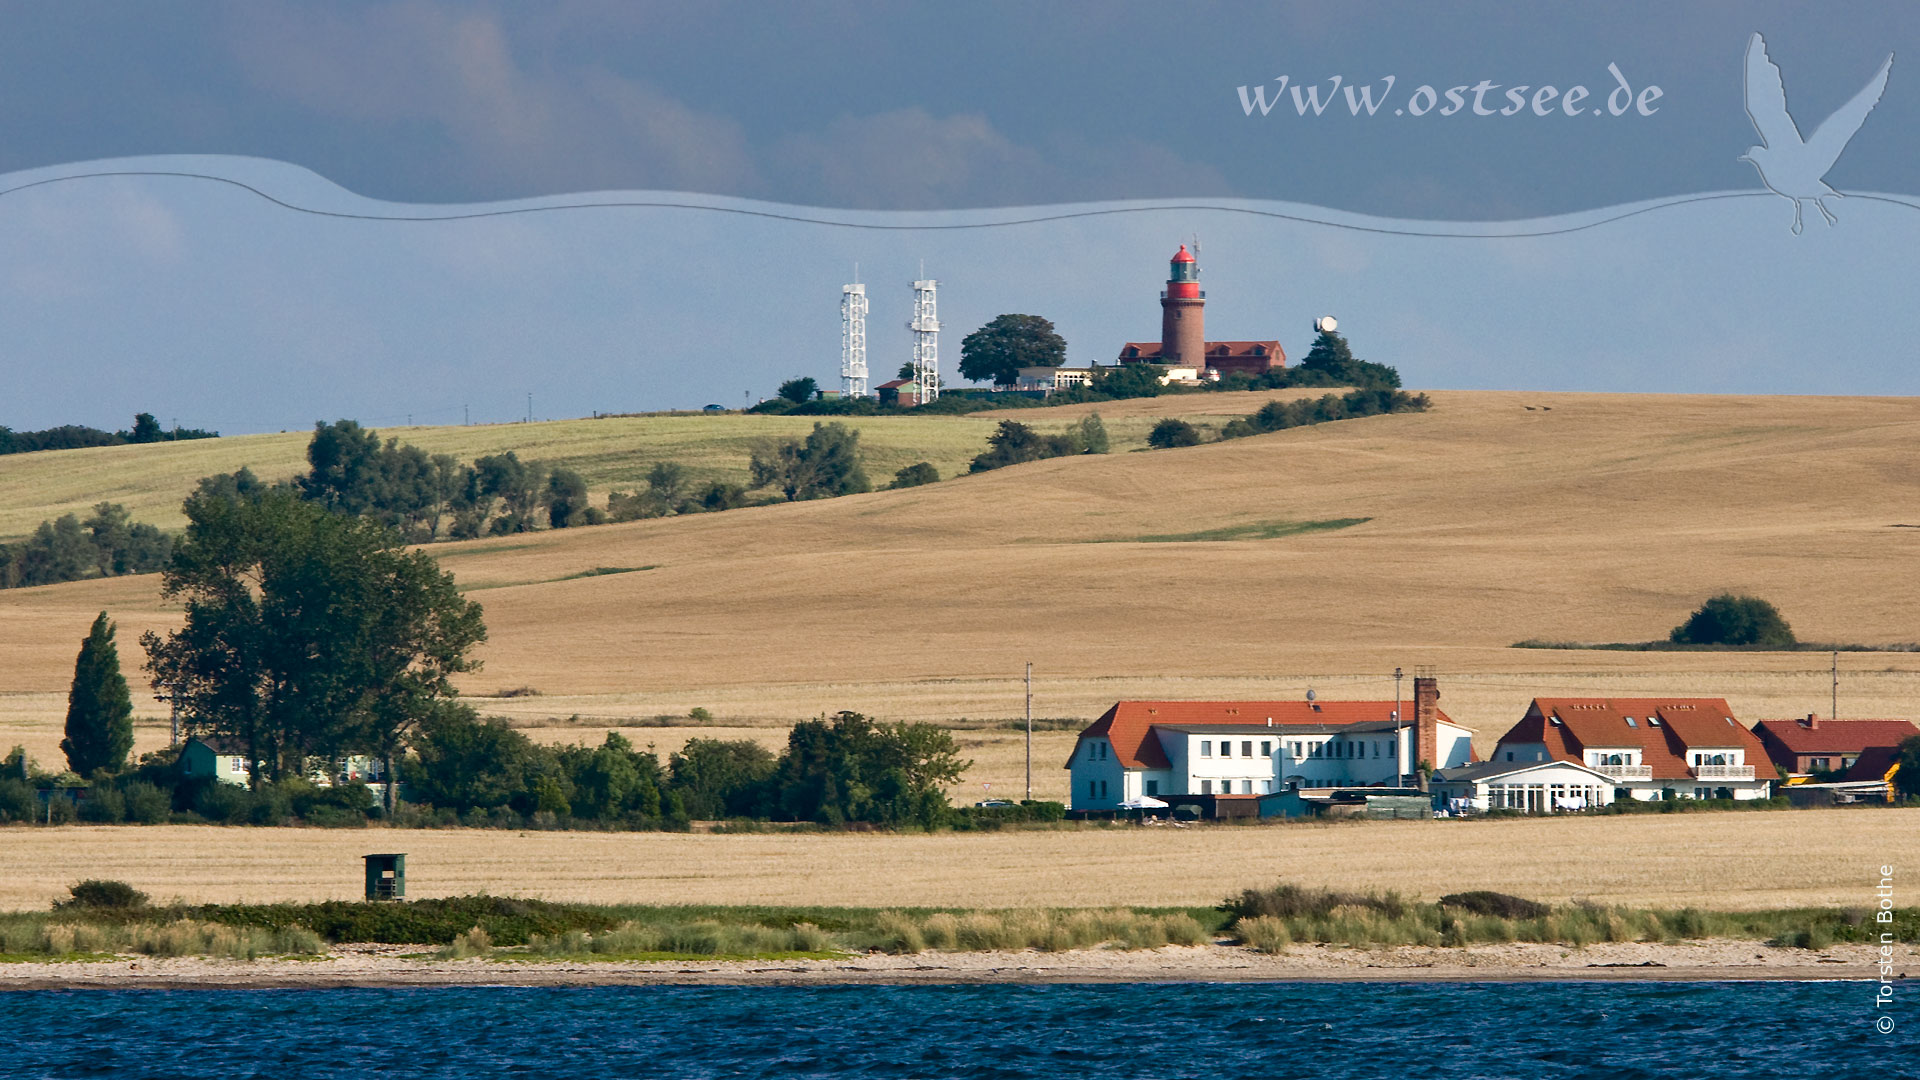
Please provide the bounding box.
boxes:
[1159,244,1205,367]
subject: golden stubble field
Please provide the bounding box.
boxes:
[5,391,1917,761]
[0,809,1910,912]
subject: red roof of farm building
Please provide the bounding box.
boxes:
[1751,717,1918,755]
[1500,698,1767,781]
[1843,745,1902,782]
[1070,700,1461,770]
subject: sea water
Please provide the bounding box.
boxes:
[0,981,1903,1078]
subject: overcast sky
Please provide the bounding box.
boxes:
[0,2,1914,216]
[2,3,1917,433]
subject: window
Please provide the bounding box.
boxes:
[1242,741,1253,757]
[1145,780,1159,796]
[1200,740,1212,757]
[1289,741,1300,757]
[1811,757,1830,771]
[1505,751,1514,762]
[1241,780,1252,794]
[1088,780,1096,799]
[1201,780,1212,794]
[1221,742,1232,758]
[1624,717,1638,727]
[1100,780,1108,798]
[1261,741,1272,757]
[1098,742,1107,760]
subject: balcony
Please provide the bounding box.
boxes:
[1593,764,1652,780]
[1692,764,1755,780]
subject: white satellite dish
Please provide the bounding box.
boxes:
[1314,316,1338,333]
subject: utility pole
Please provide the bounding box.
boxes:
[1024,662,1033,802]
[464,404,470,426]
[1393,667,1404,786]
[526,392,533,423]
[169,695,179,749]
[1831,650,1839,721]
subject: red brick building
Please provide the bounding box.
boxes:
[1116,245,1286,380]
[1751,714,1919,776]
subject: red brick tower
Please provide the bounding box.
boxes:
[1159,245,1205,366]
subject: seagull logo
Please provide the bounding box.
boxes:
[1741,32,1893,234]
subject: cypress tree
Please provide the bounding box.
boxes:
[62,611,134,776]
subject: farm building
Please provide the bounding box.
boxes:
[1750,714,1918,777]
[1489,698,1774,802]
[1065,676,1474,813]
[178,736,250,786]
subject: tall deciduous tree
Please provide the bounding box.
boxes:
[62,612,134,776]
[142,485,486,795]
[749,422,871,501]
[959,314,1067,386]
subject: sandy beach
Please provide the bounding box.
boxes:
[1,940,1907,990]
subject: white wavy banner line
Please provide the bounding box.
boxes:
[4,155,1919,238]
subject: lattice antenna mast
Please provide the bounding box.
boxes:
[841,280,868,398]
[909,275,940,402]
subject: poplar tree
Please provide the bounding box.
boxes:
[62,612,134,776]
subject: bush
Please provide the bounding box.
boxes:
[1147,419,1202,449]
[122,781,172,824]
[0,778,35,822]
[59,879,150,911]
[1235,915,1293,953]
[1669,594,1795,647]
[889,462,941,489]
[1438,891,1552,920]
[78,786,125,823]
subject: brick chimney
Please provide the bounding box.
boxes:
[1806,713,1821,730]
[1413,675,1440,788]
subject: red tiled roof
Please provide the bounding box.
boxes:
[1070,700,1459,770]
[1843,745,1902,782]
[1752,718,1919,755]
[875,378,913,390]
[1118,340,1287,363]
[1499,698,1768,781]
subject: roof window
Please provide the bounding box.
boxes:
[1624,717,1638,727]
[1648,716,1662,726]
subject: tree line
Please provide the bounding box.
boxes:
[0,503,172,589]
[0,412,217,456]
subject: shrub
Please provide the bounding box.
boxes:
[59,880,149,911]
[889,462,941,489]
[1669,594,1795,647]
[0,778,35,822]
[438,925,494,959]
[78,786,126,823]
[1235,916,1293,953]
[1147,419,1202,449]
[1438,891,1552,920]
[122,781,172,824]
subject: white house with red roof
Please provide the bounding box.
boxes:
[1065,677,1475,812]
[1489,698,1774,802]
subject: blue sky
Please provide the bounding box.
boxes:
[1,3,1916,431]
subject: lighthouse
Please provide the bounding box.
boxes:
[1117,243,1285,380]
[1159,244,1205,367]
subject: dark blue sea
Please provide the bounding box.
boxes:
[0,982,1906,1079]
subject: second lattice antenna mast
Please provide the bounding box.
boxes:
[909,274,940,403]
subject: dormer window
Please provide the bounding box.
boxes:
[1125,346,1139,358]
[1252,345,1266,356]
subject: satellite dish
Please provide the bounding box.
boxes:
[1305,688,1317,702]
[1314,316,1338,333]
